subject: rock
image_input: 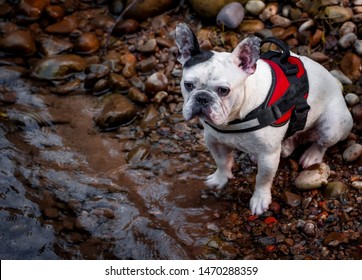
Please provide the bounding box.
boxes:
[309,52,330,63]
[74,32,100,54]
[354,40,362,55]
[270,15,291,28]
[126,144,151,165]
[321,6,353,23]
[282,191,301,207]
[239,19,265,33]
[257,236,276,246]
[138,38,157,53]
[0,29,36,55]
[302,221,317,237]
[91,14,116,30]
[37,36,73,56]
[323,232,349,246]
[345,93,360,106]
[45,5,65,19]
[145,72,168,95]
[330,69,353,85]
[45,14,78,34]
[86,64,110,79]
[110,73,131,92]
[339,21,356,37]
[338,33,357,49]
[340,52,362,83]
[19,0,49,19]
[189,0,242,18]
[55,79,82,94]
[343,143,362,162]
[352,104,362,126]
[298,19,315,33]
[351,181,362,190]
[324,181,347,199]
[112,19,139,35]
[154,91,168,103]
[138,56,157,73]
[295,163,330,190]
[259,2,278,21]
[216,2,245,29]
[31,54,87,80]
[128,87,149,103]
[245,0,265,16]
[95,94,137,130]
[124,0,175,21]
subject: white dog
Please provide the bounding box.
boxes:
[175,23,353,215]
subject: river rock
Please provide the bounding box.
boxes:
[351,181,362,190]
[110,73,131,92]
[216,2,245,29]
[239,19,265,33]
[19,0,49,19]
[138,38,157,53]
[31,54,87,80]
[270,15,291,28]
[282,191,301,207]
[74,32,100,54]
[45,5,65,19]
[321,6,353,23]
[37,36,73,56]
[0,29,36,55]
[295,163,330,190]
[343,143,362,162]
[354,40,362,55]
[340,52,362,82]
[330,69,353,85]
[302,221,317,237]
[324,181,347,199]
[113,19,139,35]
[124,0,175,21]
[91,14,116,30]
[128,87,149,103]
[338,33,357,49]
[189,0,243,18]
[245,0,265,16]
[126,144,151,165]
[323,232,349,246]
[259,2,278,21]
[95,94,137,130]
[345,93,360,106]
[352,104,362,127]
[45,14,78,34]
[339,21,356,37]
[145,72,168,95]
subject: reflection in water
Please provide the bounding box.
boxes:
[0,78,218,259]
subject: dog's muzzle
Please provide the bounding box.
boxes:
[194,91,213,108]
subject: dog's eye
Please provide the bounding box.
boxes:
[217,86,230,96]
[184,82,194,91]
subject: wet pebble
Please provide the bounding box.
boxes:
[110,73,131,92]
[330,69,353,85]
[351,181,362,190]
[345,93,360,106]
[295,163,330,190]
[270,15,291,28]
[45,14,78,34]
[95,94,137,130]
[259,2,278,21]
[19,0,49,19]
[352,104,362,127]
[145,72,168,95]
[257,236,276,246]
[31,54,87,80]
[321,6,353,23]
[138,56,157,73]
[124,0,174,20]
[126,144,151,165]
[340,52,362,83]
[323,232,349,246]
[140,104,159,129]
[302,220,317,237]
[0,29,36,55]
[46,5,65,19]
[245,0,265,16]
[128,87,149,103]
[37,36,73,56]
[154,91,168,104]
[338,33,357,49]
[113,19,139,35]
[216,2,245,29]
[282,191,301,208]
[74,32,100,54]
[339,21,356,37]
[138,38,157,53]
[239,19,265,33]
[55,78,82,94]
[324,181,347,199]
[354,40,362,55]
[343,143,362,162]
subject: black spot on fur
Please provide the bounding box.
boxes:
[184,51,214,68]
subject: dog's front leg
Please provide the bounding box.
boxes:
[204,135,234,191]
[250,146,281,215]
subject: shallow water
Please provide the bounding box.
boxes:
[0,77,221,259]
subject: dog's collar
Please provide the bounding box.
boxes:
[204,38,310,138]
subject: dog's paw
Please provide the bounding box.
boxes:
[249,190,271,215]
[299,143,326,168]
[205,170,231,191]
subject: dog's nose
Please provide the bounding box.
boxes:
[195,93,212,107]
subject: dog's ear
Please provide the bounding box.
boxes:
[232,36,261,75]
[175,23,201,66]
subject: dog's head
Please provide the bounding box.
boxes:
[175,23,261,125]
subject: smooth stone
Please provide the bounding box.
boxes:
[91,15,116,30]
[343,143,362,162]
[126,144,151,165]
[351,181,362,190]
[330,69,353,85]
[37,36,73,56]
[245,0,265,16]
[352,104,362,126]
[259,2,278,21]
[324,181,347,199]
[145,72,168,95]
[112,19,139,35]
[124,0,174,20]
[295,163,330,190]
[156,37,174,48]
[239,19,265,33]
[55,79,82,94]
[323,232,349,246]
[86,64,110,78]
[137,56,157,73]
[95,94,137,130]
[128,87,149,103]
[0,66,26,83]
[189,0,241,18]
[282,191,301,207]
[75,32,100,54]
[339,21,356,37]
[140,104,160,129]
[354,40,362,55]
[138,38,157,53]
[302,221,317,237]
[110,73,131,91]
[45,5,65,19]
[298,19,314,33]
[45,14,78,34]
[19,0,49,19]
[345,93,360,106]
[309,52,330,63]
[31,54,87,80]
[93,79,109,95]
[154,91,168,103]
[321,6,353,23]
[270,15,291,28]
[216,2,245,29]
[0,29,36,55]
[340,52,362,82]
[338,33,357,49]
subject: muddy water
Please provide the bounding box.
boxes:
[0,76,223,259]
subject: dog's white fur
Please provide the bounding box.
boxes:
[176,23,353,215]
